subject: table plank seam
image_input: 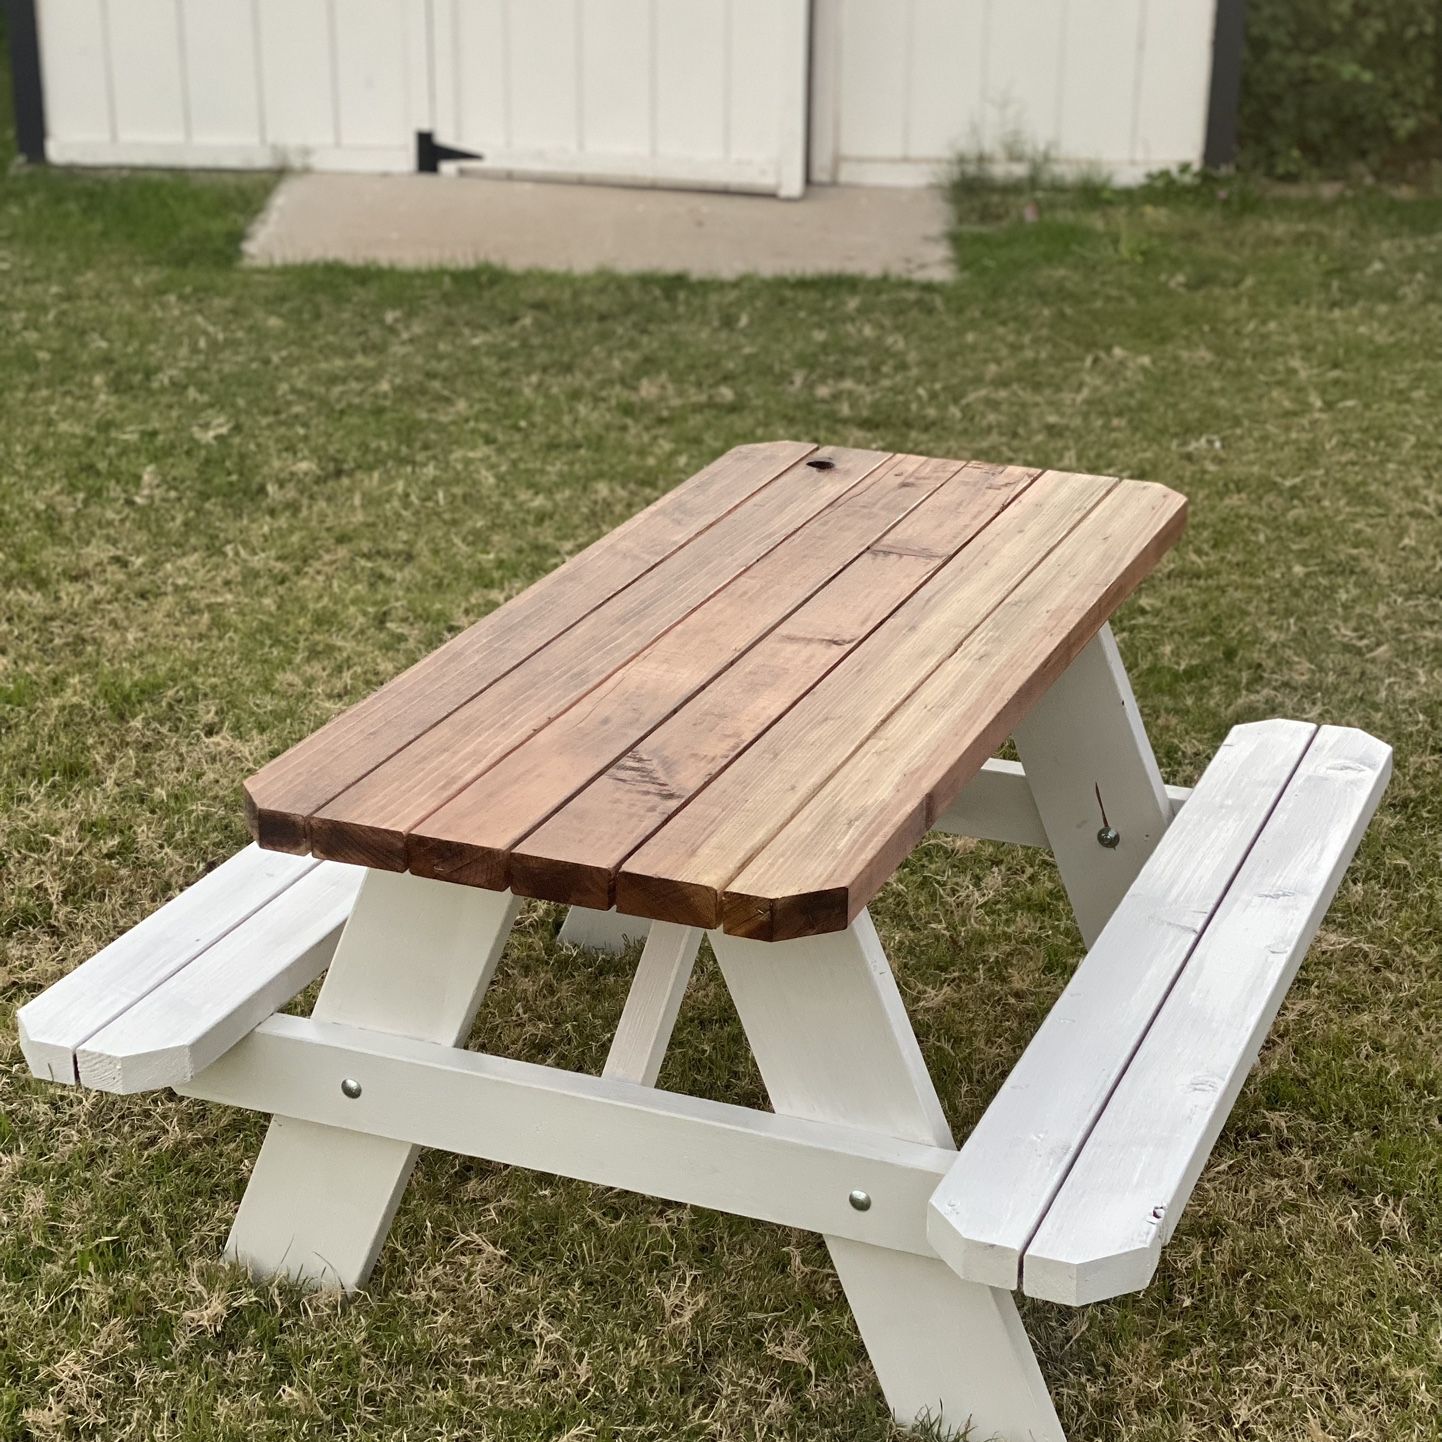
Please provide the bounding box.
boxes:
[244,440,819,850]
[407,459,1039,891]
[305,446,898,869]
[614,475,1128,930]
[497,462,1045,908]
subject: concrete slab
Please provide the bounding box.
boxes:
[243,174,953,281]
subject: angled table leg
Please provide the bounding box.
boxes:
[1013,623,1172,947]
[710,913,1064,1441]
[559,905,652,955]
[225,869,520,1290]
[602,922,701,1086]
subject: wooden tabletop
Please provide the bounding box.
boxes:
[246,442,1186,941]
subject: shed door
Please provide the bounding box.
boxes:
[430,0,811,197]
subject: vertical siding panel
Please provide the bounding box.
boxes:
[430,0,458,140]
[837,0,907,160]
[333,0,408,147]
[450,1,506,152]
[1132,0,1213,166]
[808,0,842,182]
[982,0,1067,155]
[256,0,337,147]
[180,0,262,145]
[401,0,432,136]
[508,0,578,153]
[726,0,780,163]
[655,0,726,160]
[107,0,187,141]
[907,0,985,160]
[1058,0,1142,162]
[36,0,114,142]
[580,0,652,157]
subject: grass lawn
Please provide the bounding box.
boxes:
[3,45,1441,1442]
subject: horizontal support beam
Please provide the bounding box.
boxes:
[930,757,1191,848]
[180,1015,955,1257]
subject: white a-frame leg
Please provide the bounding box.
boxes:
[710,913,1065,1441]
[1013,624,1172,947]
[226,869,519,1289]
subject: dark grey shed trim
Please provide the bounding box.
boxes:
[5,0,47,164]
[1204,0,1248,168]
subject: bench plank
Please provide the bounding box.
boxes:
[924,720,1317,1291]
[423,461,1039,897]
[76,861,365,1094]
[244,440,815,852]
[1022,724,1390,1304]
[306,445,890,870]
[17,846,318,1085]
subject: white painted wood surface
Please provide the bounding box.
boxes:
[434,0,811,196]
[927,720,1319,1291]
[17,845,318,1085]
[225,871,520,1290]
[75,863,363,1094]
[1013,625,1173,947]
[183,1013,955,1257]
[602,923,701,1087]
[1024,725,1391,1304]
[712,914,1064,1440]
[35,0,1214,187]
[557,905,650,955]
[932,756,1190,849]
[811,0,1220,186]
[37,0,426,171]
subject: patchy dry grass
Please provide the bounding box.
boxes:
[3,43,1441,1442]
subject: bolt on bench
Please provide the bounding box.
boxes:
[18,444,1389,1440]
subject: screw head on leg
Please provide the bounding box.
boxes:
[340,1077,363,1099]
[1096,826,1120,849]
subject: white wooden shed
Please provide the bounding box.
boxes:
[9,2,1245,197]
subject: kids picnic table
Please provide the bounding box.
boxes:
[19,443,1390,1440]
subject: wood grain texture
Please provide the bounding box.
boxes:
[306,445,886,870]
[406,453,968,888]
[619,475,1186,934]
[715,485,1187,939]
[245,444,1187,940]
[418,460,1038,897]
[244,440,814,852]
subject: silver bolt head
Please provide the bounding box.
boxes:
[340,1077,363,1099]
[1096,825,1121,849]
[848,1189,872,1212]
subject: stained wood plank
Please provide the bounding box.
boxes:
[244,440,814,852]
[506,462,1038,908]
[1022,725,1392,1305]
[720,482,1187,939]
[409,458,1034,891]
[924,720,1318,1292]
[614,472,1154,929]
[307,445,887,871]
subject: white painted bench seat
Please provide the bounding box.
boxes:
[17,846,363,1094]
[927,720,1391,1306]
